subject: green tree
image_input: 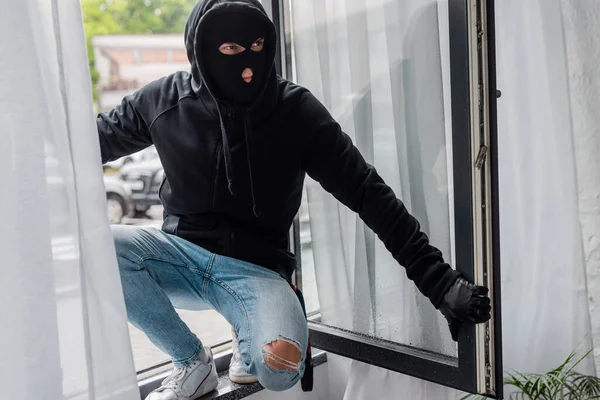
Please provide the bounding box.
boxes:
[81,0,197,100]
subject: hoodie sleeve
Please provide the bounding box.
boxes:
[97,86,155,164]
[300,91,460,308]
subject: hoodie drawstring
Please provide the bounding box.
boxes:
[215,105,260,218]
[243,112,261,218]
[216,106,235,196]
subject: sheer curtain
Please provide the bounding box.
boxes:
[559,0,600,372]
[0,1,139,399]
[496,0,598,376]
[292,0,457,398]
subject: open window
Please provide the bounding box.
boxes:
[273,0,503,397]
[81,0,501,396]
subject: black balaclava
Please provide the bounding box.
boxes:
[201,12,268,106]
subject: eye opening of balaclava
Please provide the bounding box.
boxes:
[200,11,268,106]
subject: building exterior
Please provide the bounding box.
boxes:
[91,34,189,112]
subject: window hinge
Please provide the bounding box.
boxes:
[475,145,488,169]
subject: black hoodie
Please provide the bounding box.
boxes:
[96,0,460,308]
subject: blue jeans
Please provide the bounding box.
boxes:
[111,225,308,392]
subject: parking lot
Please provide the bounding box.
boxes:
[121,204,163,228]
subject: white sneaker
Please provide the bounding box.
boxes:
[229,327,259,384]
[146,348,219,400]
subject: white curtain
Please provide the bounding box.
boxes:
[292,0,457,398]
[292,0,600,398]
[496,0,599,376]
[559,0,600,372]
[0,1,139,399]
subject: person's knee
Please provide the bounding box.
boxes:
[263,338,302,371]
[256,338,303,391]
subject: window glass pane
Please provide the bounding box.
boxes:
[81,0,232,374]
[292,0,457,357]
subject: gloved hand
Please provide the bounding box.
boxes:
[439,277,491,341]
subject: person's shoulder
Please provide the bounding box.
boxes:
[277,77,327,114]
[133,71,196,125]
[277,77,308,98]
[141,71,196,104]
[276,77,335,134]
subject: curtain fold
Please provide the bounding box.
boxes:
[557,0,600,372]
[0,1,139,399]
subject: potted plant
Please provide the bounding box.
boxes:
[461,350,600,399]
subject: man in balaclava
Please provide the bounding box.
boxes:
[97,1,492,399]
[202,12,268,105]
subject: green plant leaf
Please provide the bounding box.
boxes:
[567,373,600,400]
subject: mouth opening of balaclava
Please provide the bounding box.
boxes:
[200,12,268,106]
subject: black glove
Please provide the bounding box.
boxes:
[439,277,491,341]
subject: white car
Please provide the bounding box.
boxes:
[104,175,133,224]
[103,146,159,171]
[118,159,163,215]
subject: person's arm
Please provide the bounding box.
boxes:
[300,91,490,339]
[97,87,155,164]
[300,91,459,308]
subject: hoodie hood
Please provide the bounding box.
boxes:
[184,0,278,109]
[183,0,279,218]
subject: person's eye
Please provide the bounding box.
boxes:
[219,43,245,54]
[251,39,264,50]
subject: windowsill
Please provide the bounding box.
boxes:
[139,350,327,400]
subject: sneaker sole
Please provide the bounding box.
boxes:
[229,373,259,385]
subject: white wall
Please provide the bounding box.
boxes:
[118,62,189,86]
[93,45,112,88]
[96,62,189,111]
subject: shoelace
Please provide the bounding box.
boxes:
[158,363,196,391]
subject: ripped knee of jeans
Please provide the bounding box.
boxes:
[263,337,302,372]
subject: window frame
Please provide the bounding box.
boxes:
[278,0,503,397]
